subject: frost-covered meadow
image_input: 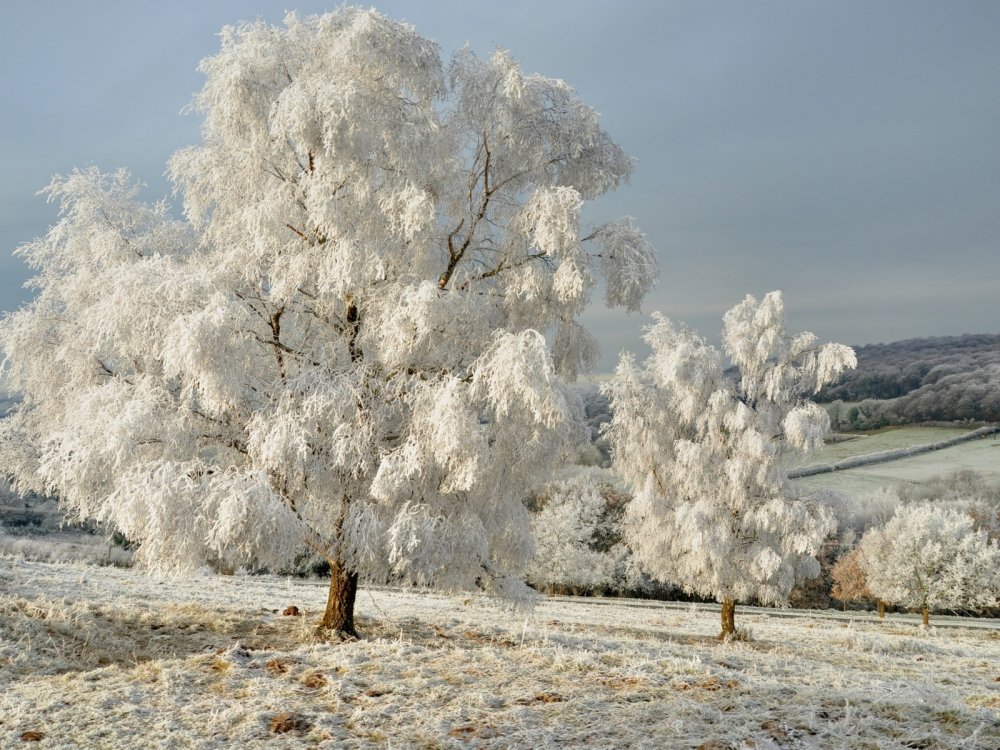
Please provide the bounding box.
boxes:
[795,430,1000,495]
[791,426,972,468]
[2,557,998,749]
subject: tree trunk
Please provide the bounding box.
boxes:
[877,600,885,620]
[921,605,929,627]
[719,599,737,639]
[321,558,359,637]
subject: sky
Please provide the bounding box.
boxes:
[1,0,998,370]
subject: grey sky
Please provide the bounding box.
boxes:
[2,1,998,370]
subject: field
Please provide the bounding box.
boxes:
[2,557,998,749]
[792,427,972,467]
[793,427,1000,496]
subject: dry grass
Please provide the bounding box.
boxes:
[2,557,998,748]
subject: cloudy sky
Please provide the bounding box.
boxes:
[1,0,998,370]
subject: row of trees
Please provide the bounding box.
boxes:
[826,365,1000,430]
[524,471,1000,627]
[856,503,999,625]
[816,334,1000,429]
[816,334,1000,403]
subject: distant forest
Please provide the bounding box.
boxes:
[814,334,1000,429]
[577,334,1000,443]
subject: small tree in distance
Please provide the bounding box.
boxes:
[603,292,856,638]
[860,504,1000,626]
[830,546,876,613]
[0,8,657,636]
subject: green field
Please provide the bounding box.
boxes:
[793,428,1000,495]
[790,426,971,468]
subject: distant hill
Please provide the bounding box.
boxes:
[814,334,1000,428]
[816,333,1000,402]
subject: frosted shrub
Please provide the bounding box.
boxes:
[526,477,616,594]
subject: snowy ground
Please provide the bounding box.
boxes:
[2,558,998,749]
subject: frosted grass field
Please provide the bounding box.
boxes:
[797,427,972,467]
[2,557,998,749]
[795,431,1000,496]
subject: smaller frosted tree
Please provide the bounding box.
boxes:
[860,504,1000,626]
[830,547,876,613]
[603,291,856,638]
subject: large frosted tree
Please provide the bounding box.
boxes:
[603,292,855,638]
[0,9,657,635]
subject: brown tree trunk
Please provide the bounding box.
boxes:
[921,605,929,627]
[321,558,359,637]
[877,600,885,619]
[719,599,737,639]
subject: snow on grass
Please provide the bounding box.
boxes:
[0,530,133,568]
[2,558,998,749]
[795,431,1000,495]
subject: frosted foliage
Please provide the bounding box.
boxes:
[860,504,1000,614]
[0,9,657,601]
[595,219,658,313]
[526,476,617,591]
[604,292,855,606]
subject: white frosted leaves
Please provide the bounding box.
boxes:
[552,321,601,380]
[205,470,306,570]
[379,184,437,241]
[397,377,486,496]
[417,378,485,493]
[373,281,491,370]
[523,187,594,310]
[526,475,617,591]
[593,219,658,313]
[162,294,258,416]
[449,48,633,200]
[782,403,830,453]
[474,330,570,429]
[723,292,857,403]
[526,187,583,258]
[20,169,188,275]
[642,314,722,423]
[816,343,858,390]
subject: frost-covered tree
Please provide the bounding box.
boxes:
[603,292,856,638]
[0,9,657,636]
[860,504,1000,626]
